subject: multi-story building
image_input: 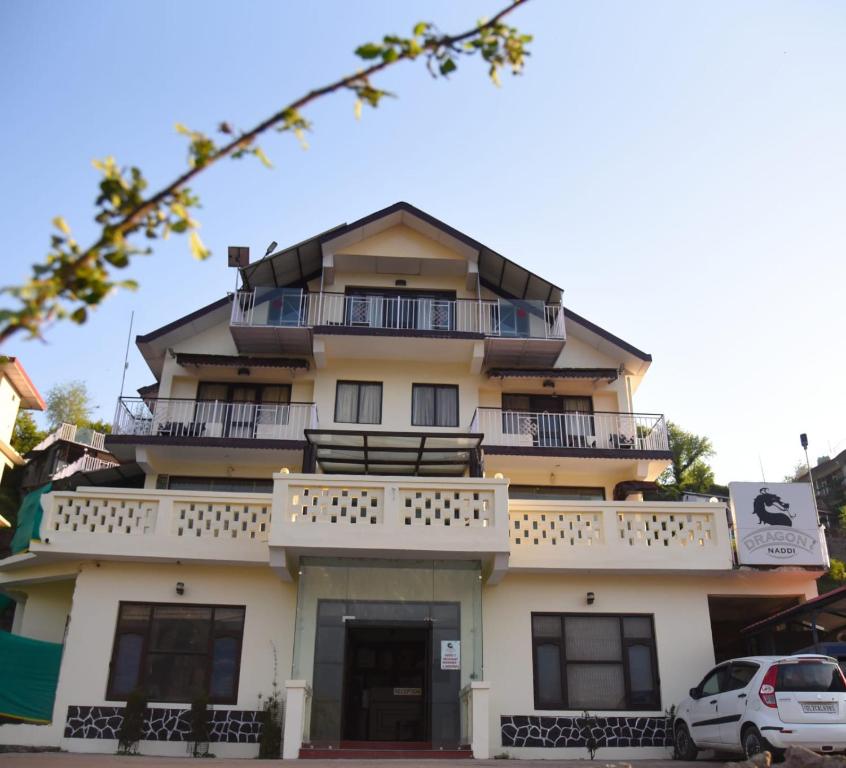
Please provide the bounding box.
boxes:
[0,203,826,758]
[20,423,119,492]
[0,356,45,486]
[798,451,846,522]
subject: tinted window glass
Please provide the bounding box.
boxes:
[725,663,759,691]
[700,667,726,696]
[776,662,846,692]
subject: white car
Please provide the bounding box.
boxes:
[674,655,846,760]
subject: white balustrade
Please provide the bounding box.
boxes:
[37,489,273,563]
[508,500,733,571]
[51,454,120,480]
[472,408,670,452]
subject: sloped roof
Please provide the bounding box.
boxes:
[0,357,45,410]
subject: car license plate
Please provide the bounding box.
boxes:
[800,702,837,714]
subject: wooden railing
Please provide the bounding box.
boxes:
[471,409,669,452]
[231,289,565,340]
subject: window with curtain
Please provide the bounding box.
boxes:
[411,384,458,427]
[334,381,382,424]
[531,613,659,710]
[107,603,246,703]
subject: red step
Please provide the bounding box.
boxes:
[299,742,473,759]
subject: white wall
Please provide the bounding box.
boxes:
[15,579,75,643]
[483,570,819,759]
[51,562,297,757]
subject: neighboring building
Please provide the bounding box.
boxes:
[0,203,827,758]
[797,450,846,521]
[0,357,45,485]
[20,423,119,492]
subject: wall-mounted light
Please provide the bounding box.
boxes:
[542,379,555,389]
[237,367,250,376]
[176,582,185,596]
[586,591,595,605]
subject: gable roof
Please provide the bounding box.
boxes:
[0,357,45,410]
[133,202,652,373]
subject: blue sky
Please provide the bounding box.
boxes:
[2,0,844,482]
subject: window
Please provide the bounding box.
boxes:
[334,381,382,424]
[166,476,273,494]
[412,384,459,427]
[107,602,246,703]
[726,662,759,691]
[509,485,605,501]
[531,613,659,710]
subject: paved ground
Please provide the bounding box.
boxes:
[0,755,725,768]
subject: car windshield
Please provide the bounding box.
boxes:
[776,661,846,693]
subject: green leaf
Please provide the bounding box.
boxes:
[253,146,273,169]
[413,21,428,36]
[355,43,383,60]
[70,307,87,323]
[439,58,457,76]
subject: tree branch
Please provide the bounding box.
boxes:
[0,0,531,344]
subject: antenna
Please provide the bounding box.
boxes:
[758,454,766,482]
[119,310,134,398]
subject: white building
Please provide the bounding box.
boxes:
[0,203,825,759]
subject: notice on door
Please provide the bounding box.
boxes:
[440,640,460,670]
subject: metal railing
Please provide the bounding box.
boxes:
[113,397,318,441]
[31,422,108,453]
[231,289,565,340]
[471,408,669,452]
[52,454,120,480]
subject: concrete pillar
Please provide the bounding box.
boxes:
[282,680,311,759]
[468,681,491,759]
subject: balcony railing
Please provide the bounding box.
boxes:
[508,499,732,571]
[52,454,119,480]
[471,409,670,452]
[31,422,108,453]
[24,486,734,575]
[231,289,565,340]
[112,397,317,441]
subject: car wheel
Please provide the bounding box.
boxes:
[742,725,780,761]
[675,722,699,761]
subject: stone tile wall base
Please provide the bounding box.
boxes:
[64,706,262,743]
[501,714,671,748]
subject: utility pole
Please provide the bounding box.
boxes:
[800,433,822,527]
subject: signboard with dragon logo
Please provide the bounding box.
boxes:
[729,482,827,566]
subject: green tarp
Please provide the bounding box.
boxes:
[10,483,51,555]
[0,630,62,723]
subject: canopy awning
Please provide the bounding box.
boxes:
[304,430,483,476]
[174,353,309,370]
[487,367,619,382]
[742,584,846,637]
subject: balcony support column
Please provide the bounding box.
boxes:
[281,680,312,759]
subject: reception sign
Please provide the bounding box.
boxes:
[729,482,826,566]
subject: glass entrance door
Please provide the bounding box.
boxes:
[343,623,430,743]
[293,559,481,750]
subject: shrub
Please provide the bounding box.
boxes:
[117,688,147,755]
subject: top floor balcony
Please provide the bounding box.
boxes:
[229,289,565,366]
[31,423,108,453]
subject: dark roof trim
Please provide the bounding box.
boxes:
[105,435,307,450]
[484,446,672,460]
[487,367,618,381]
[136,295,231,344]
[137,383,159,397]
[741,583,846,635]
[563,307,652,362]
[175,353,309,370]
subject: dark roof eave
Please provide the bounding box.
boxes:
[135,295,232,344]
[174,353,309,370]
[564,307,652,363]
[487,367,619,381]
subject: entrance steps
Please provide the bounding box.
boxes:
[299,741,473,759]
